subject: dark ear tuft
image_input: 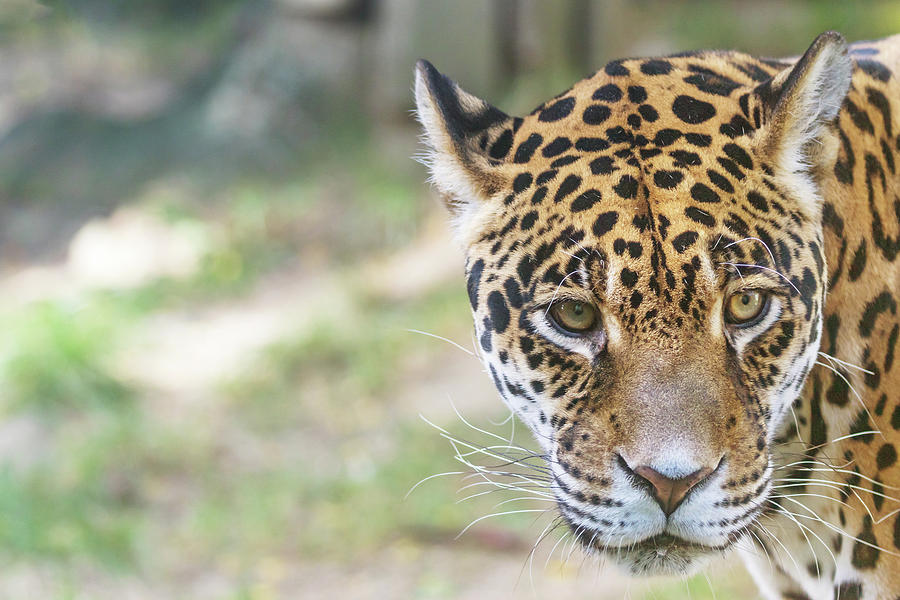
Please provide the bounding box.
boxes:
[756,31,852,216]
[415,60,509,154]
[414,60,514,233]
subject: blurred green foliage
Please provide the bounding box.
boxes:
[1,300,132,415]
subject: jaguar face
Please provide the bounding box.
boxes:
[414,32,851,575]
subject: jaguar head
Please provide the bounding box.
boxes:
[414,32,852,575]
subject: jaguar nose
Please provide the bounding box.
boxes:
[619,455,715,516]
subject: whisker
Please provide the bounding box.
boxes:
[817,350,874,375]
[767,500,837,572]
[719,262,801,294]
[723,236,778,266]
[771,505,900,557]
[775,465,900,491]
[772,479,900,504]
[405,470,466,500]
[456,508,549,539]
[813,359,884,440]
[754,516,803,573]
[405,328,475,356]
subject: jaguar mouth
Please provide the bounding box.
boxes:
[584,533,727,576]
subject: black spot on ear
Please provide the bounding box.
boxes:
[672,95,716,123]
[672,231,699,253]
[489,129,513,159]
[539,97,576,122]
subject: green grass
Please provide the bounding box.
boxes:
[0,300,133,417]
[0,414,141,567]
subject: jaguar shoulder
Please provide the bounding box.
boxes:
[415,31,900,600]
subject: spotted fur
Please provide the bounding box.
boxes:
[415,32,900,599]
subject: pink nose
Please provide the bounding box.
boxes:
[632,465,714,516]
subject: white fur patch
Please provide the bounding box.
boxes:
[766,33,852,218]
[413,66,504,247]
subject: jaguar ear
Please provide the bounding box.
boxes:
[414,60,515,240]
[756,31,852,217]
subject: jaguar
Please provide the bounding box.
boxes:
[414,32,900,599]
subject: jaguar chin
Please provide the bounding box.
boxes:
[415,28,900,600]
[598,534,723,576]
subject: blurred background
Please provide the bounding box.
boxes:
[0,1,897,598]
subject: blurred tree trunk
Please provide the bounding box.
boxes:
[493,0,520,91]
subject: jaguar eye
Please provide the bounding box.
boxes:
[549,300,598,334]
[725,290,768,325]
